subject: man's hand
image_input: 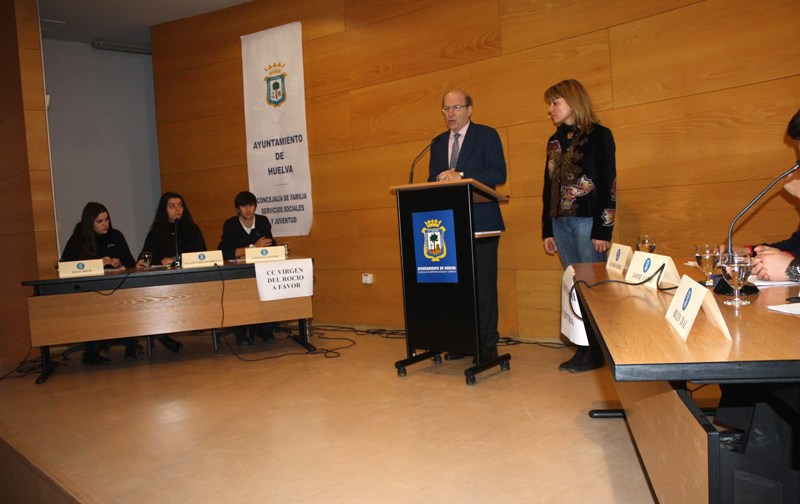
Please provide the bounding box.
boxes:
[751,251,794,281]
[437,169,462,182]
[254,237,273,248]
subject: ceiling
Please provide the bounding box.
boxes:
[37,0,253,48]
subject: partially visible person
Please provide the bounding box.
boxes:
[540,79,617,373]
[60,202,138,365]
[218,191,278,346]
[137,192,207,353]
[751,107,800,283]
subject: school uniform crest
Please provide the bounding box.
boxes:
[264,63,287,107]
[422,219,447,261]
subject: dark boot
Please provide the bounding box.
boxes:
[158,335,183,353]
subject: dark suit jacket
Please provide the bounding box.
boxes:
[428,122,506,232]
[217,215,274,260]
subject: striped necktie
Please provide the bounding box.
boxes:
[449,133,461,170]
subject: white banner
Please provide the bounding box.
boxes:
[241,22,313,237]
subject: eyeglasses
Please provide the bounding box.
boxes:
[442,105,468,113]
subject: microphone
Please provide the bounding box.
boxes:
[408,137,441,184]
[174,218,180,266]
[727,160,800,253]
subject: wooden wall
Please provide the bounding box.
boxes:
[151,0,800,339]
[0,0,57,362]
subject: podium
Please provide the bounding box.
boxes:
[390,179,511,385]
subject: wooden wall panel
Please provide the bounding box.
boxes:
[161,164,249,224]
[607,76,800,191]
[0,50,23,124]
[501,196,569,271]
[499,0,697,55]
[0,232,37,289]
[151,0,344,76]
[23,110,49,172]
[306,92,352,156]
[312,269,405,327]
[309,139,432,213]
[34,229,58,277]
[357,207,400,271]
[344,0,444,30]
[610,0,800,107]
[618,184,800,259]
[154,58,243,126]
[349,31,612,150]
[0,111,27,179]
[507,119,558,199]
[274,211,361,270]
[18,48,44,111]
[193,219,225,254]
[497,270,518,338]
[13,0,40,50]
[157,111,247,175]
[0,1,16,61]
[516,269,562,340]
[304,0,502,98]
[0,287,32,345]
[0,172,34,235]
[29,170,55,232]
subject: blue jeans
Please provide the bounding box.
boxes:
[551,217,606,269]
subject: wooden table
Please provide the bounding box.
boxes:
[23,261,314,384]
[573,262,800,504]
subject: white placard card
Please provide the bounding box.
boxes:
[245,245,286,263]
[624,251,681,289]
[255,258,313,301]
[606,243,633,275]
[665,275,732,341]
[181,251,224,269]
[58,259,105,278]
[560,266,588,346]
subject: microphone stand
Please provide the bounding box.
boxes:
[408,137,440,184]
[727,161,800,253]
[173,218,180,267]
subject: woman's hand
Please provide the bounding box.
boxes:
[136,260,147,270]
[161,257,174,266]
[543,237,558,255]
[592,239,610,253]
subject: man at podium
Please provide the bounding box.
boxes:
[428,89,507,362]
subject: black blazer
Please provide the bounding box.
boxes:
[428,122,507,232]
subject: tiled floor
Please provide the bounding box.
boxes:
[0,331,661,503]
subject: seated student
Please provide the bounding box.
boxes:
[61,202,138,365]
[136,192,207,353]
[750,107,800,282]
[218,191,278,346]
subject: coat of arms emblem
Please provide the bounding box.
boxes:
[264,63,287,107]
[422,219,447,261]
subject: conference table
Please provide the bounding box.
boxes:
[573,262,800,504]
[22,261,314,384]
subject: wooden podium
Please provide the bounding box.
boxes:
[390,179,511,385]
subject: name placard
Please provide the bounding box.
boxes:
[255,258,313,301]
[665,275,732,341]
[181,250,224,269]
[606,244,633,275]
[245,245,286,263]
[624,251,681,289]
[58,259,105,278]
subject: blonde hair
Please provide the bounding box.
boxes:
[544,79,599,132]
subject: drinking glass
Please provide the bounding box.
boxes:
[141,252,152,269]
[720,252,752,306]
[52,259,60,272]
[637,235,656,253]
[695,244,720,286]
[283,242,291,256]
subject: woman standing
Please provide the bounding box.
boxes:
[61,202,137,364]
[137,192,207,354]
[541,79,616,372]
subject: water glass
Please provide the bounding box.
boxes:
[695,244,720,286]
[720,252,752,306]
[141,252,152,269]
[637,235,656,253]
